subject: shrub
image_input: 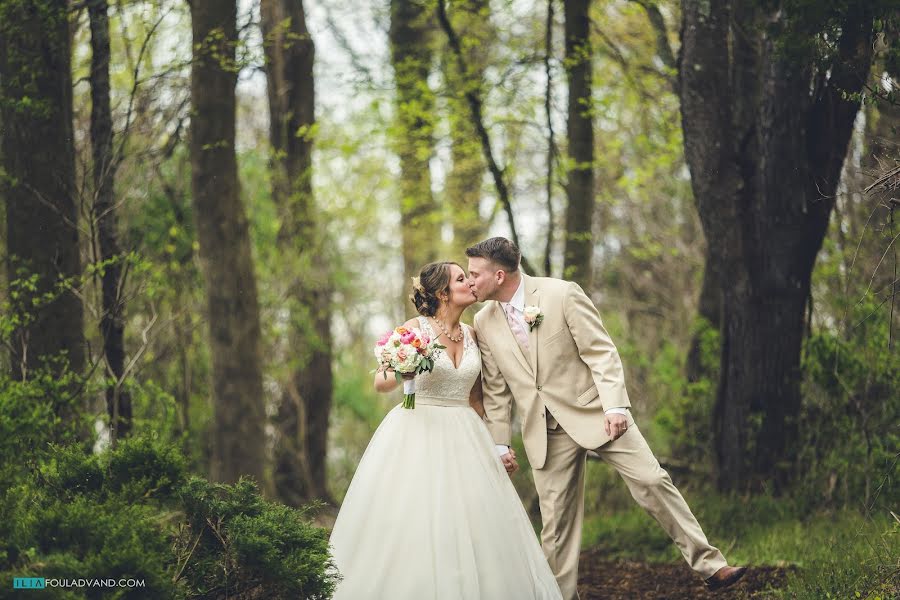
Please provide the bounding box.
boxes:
[0,438,337,600]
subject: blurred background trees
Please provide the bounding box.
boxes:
[0,0,897,597]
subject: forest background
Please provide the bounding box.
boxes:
[0,0,898,598]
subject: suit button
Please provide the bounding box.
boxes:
[537,385,542,391]
[541,412,545,418]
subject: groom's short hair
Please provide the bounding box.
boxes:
[466,237,520,273]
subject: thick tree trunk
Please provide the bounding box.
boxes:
[0,0,86,396]
[390,0,439,291]
[190,0,268,487]
[563,0,594,289]
[89,0,132,442]
[680,0,875,491]
[261,0,333,505]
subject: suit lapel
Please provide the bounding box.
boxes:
[525,275,540,376]
[491,300,533,377]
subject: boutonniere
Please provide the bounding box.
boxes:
[523,306,544,331]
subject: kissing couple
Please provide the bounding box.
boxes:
[329,236,746,599]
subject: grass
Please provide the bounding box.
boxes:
[580,471,900,599]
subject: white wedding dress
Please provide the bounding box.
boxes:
[329,316,562,600]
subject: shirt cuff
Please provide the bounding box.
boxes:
[604,407,628,416]
[495,444,510,456]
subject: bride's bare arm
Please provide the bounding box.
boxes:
[373,317,420,393]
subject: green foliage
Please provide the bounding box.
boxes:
[0,438,337,600]
[765,0,896,67]
[620,291,896,512]
[582,490,899,598]
[112,144,213,470]
[0,439,186,599]
[777,515,900,599]
[796,300,900,509]
[648,320,718,466]
[176,478,336,599]
[43,438,186,503]
[0,0,71,120]
[582,502,675,561]
[612,315,719,468]
[328,354,395,501]
[0,370,80,485]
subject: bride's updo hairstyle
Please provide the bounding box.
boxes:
[410,261,459,317]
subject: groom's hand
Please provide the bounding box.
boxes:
[604,413,628,440]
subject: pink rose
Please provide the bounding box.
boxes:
[400,331,416,344]
[397,350,408,361]
[376,331,392,346]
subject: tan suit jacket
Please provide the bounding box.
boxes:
[474,274,632,469]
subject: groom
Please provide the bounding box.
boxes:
[467,237,746,599]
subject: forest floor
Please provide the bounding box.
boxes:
[577,549,794,599]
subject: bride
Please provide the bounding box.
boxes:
[329,261,563,599]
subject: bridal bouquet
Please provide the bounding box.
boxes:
[374,326,445,409]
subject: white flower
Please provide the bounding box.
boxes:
[523,305,544,330]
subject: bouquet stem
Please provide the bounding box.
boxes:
[402,379,416,409]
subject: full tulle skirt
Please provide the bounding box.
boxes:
[329,403,562,600]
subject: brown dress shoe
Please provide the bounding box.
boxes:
[704,566,748,592]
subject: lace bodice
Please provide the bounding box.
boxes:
[414,316,481,404]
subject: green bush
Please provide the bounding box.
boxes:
[0,438,338,600]
[798,302,900,510]
[175,477,336,599]
[0,369,85,484]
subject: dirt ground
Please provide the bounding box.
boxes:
[577,549,794,599]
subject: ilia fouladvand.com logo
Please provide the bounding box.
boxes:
[13,577,146,590]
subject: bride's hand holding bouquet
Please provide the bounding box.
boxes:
[374,325,445,408]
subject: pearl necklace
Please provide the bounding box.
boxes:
[432,317,463,343]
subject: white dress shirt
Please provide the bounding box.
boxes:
[495,277,627,456]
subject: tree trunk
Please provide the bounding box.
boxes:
[261,0,333,505]
[443,0,490,255]
[89,0,132,442]
[0,0,86,397]
[679,0,875,491]
[390,0,439,292]
[563,0,594,289]
[190,0,269,487]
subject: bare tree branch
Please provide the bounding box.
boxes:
[436,0,535,273]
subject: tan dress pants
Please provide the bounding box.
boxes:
[532,414,727,600]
